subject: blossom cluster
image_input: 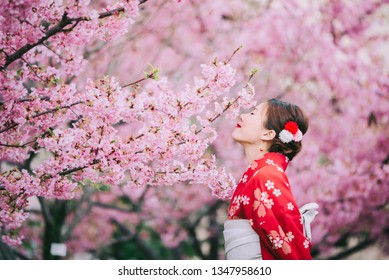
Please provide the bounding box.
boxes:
[0,1,144,246]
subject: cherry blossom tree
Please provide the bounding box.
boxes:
[0,0,254,259]
[1,0,388,260]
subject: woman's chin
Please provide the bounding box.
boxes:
[231,133,242,143]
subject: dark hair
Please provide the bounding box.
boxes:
[264,98,309,161]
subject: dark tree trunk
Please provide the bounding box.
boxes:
[42,200,68,260]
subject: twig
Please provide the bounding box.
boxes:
[194,65,256,135]
[19,57,46,83]
[195,96,241,135]
[42,42,65,60]
[121,72,155,88]
[224,45,243,64]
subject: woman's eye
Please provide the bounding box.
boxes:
[250,112,255,115]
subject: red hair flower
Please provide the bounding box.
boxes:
[284,121,299,134]
[279,121,303,143]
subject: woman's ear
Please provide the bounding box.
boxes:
[261,130,276,141]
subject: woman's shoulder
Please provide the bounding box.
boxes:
[249,164,289,190]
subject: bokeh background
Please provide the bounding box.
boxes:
[1,0,388,259]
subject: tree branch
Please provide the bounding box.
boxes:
[62,188,95,241]
[186,225,206,259]
[180,200,224,260]
[327,239,375,260]
[0,143,29,148]
[0,96,50,106]
[58,159,100,176]
[110,218,161,259]
[93,202,133,213]
[32,101,84,118]
[0,7,128,70]
[1,12,72,70]
[0,123,18,134]
[0,230,30,259]
[0,101,84,135]
[37,196,55,226]
[97,7,125,20]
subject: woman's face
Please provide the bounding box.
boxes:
[232,102,269,145]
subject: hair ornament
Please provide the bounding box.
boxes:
[279,121,303,143]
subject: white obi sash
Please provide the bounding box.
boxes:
[223,219,262,260]
[223,203,319,260]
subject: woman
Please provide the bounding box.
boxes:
[223,98,318,260]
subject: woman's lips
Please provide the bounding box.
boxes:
[236,123,241,128]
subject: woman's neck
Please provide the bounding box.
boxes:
[242,143,267,165]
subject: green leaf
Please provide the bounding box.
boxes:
[144,64,160,80]
[250,67,258,75]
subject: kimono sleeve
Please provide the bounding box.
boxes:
[242,166,312,260]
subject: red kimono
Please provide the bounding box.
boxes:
[228,152,312,260]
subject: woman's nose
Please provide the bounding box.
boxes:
[240,113,247,121]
